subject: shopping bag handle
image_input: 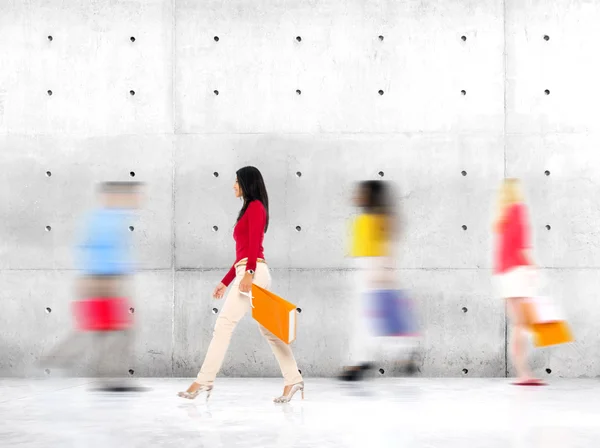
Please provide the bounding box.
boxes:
[239,290,254,308]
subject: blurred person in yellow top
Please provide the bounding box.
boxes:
[339,180,400,381]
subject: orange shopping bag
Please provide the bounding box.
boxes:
[523,296,574,348]
[244,284,298,344]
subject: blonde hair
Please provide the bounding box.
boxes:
[493,178,524,233]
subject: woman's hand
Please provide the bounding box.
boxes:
[213,283,227,299]
[522,249,535,267]
[239,272,253,293]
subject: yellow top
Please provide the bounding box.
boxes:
[350,214,390,257]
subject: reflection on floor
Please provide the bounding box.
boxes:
[1,378,599,447]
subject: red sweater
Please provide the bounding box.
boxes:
[221,200,266,287]
[494,203,531,274]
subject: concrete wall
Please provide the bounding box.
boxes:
[1,0,599,378]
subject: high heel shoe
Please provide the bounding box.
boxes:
[274,382,304,404]
[177,384,213,401]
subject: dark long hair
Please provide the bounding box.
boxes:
[236,166,269,232]
[358,180,400,237]
[360,180,392,214]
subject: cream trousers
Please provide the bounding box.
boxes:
[196,262,303,386]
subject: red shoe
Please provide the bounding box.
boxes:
[512,378,547,386]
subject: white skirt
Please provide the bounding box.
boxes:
[494,266,538,299]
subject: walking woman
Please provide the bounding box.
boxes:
[178,166,304,402]
[493,179,543,385]
[339,180,400,381]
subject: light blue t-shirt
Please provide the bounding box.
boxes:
[78,208,133,276]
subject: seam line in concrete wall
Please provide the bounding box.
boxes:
[3,267,600,272]
[7,131,596,138]
[503,0,508,378]
[171,0,177,377]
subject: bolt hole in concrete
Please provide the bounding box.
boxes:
[379,368,385,375]
[214,90,219,96]
[129,307,135,314]
[378,171,384,177]
[128,369,134,376]
[212,225,218,232]
[461,90,467,95]
[47,90,53,96]
[462,307,468,313]
[378,89,384,95]
[130,90,135,96]
[214,36,219,42]
[461,170,467,176]
[212,308,219,314]
[296,36,302,42]
[296,171,302,177]
[130,171,135,177]
[546,225,551,230]
[295,226,302,232]
[213,171,219,177]
[296,308,302,313]
[545,89,550,95]
[461,35,467,42]
[45,307,52,314]
[130,36,135,42]
[545,170,551,176]
[45,226,52,232]
[544,35,550,41]
[46,171,52,177]
[296,89,302,95]
[48,35,53,41]
[462,225,467,230]
[129,226,134,232]
[463,369,468,374]
[378,35,384,41]
[546,368,552,374]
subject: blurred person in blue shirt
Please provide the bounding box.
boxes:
[43,182,143,391]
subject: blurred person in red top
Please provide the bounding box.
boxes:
[178,166,304,403]
[493,178,541,385]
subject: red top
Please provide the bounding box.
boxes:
[495,203,531,274]
[221,200,266,287]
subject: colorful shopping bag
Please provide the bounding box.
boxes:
[370,289,418,337]
[73,297,132,332]
[249,284,298,344]
[522,296,574,347]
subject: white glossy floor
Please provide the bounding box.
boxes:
[1,378,599,447]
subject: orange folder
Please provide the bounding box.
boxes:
[249,284,297,344]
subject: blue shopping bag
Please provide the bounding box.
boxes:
[371,289,417,337]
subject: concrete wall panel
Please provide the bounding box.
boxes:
[506,134,600,268]
[285,134,505,269]
[0,270,77,377]
[0,135,173,270]
[0,270,174,378]
[174,268,506,378]
[174,269,297,378]
[175,135,290,269]
[0,0,173,135]
[506,0,600,134]
[176,0,504,134]
[175,133,504,270]
[508,270,600,379]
